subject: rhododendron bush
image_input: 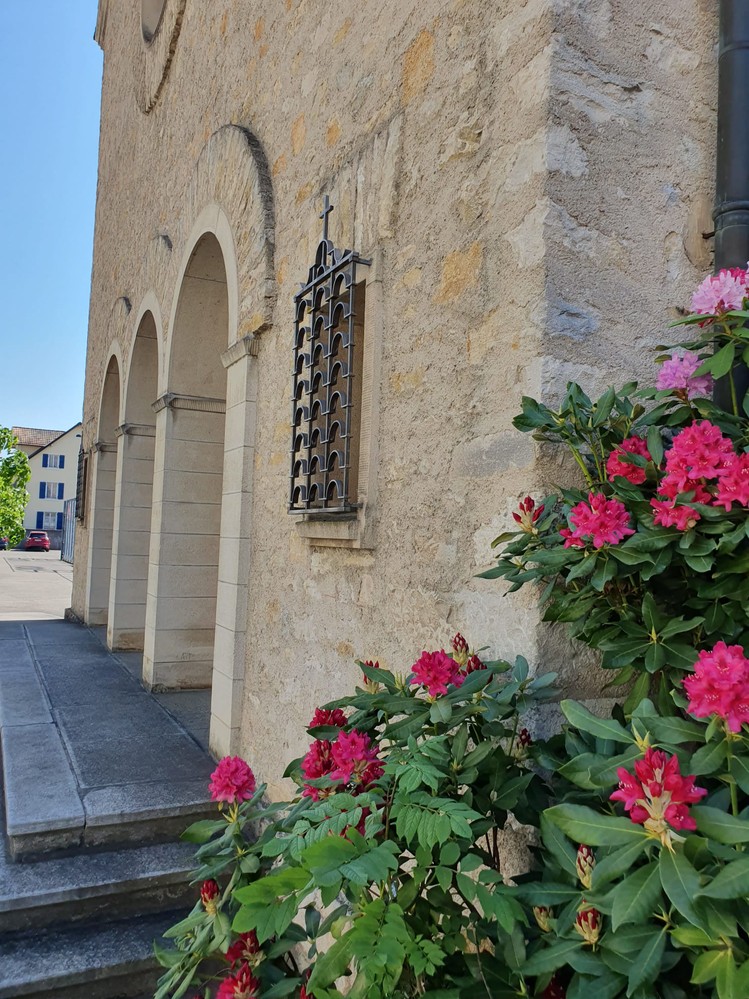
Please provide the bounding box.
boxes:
[482,280,749,701]
[155,641,557,999]
[156,271,749,999]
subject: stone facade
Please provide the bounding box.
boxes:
[73,0,717,795]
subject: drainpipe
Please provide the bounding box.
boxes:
[714,0,749,410]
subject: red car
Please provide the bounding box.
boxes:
[25,531,50,552]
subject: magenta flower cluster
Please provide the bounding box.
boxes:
[684,641,749,733]
[561,492,634,549]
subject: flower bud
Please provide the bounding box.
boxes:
[200,879,220,916]
[512,496,544,534]
[451,633,469,666]
[576,844,595,889]
[464,654,485,674]
[362,659,381,692]
[574,905,601,946]
[533,905,553,932]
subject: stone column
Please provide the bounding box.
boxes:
[210,335,259,756]
[83,441,118,626]
[106,423,156,650]
[142,393,226,689]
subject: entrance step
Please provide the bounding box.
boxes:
[0,911,180,999]
[0,840,197,933]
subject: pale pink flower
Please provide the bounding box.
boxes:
[691,269,747,315]
[656,351,713,399]
[209,757,256,804]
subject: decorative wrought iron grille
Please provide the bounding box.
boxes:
[75,448,88,522]
[289,198,369,514]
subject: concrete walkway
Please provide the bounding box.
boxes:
[0,618,214,858]
[0,551,74,621]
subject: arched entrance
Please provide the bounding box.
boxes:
[84,354,120,625]
[107,310,159,649]
[143,233,229,691]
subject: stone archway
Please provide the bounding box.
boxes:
[84,352,122,625]
[143,228,232,693]
[107,302,161,649]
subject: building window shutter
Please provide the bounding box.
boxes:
[39,482,45,499]
[57,483,64,500]
[59,455,64,469]
[36,512,43,529]
[42,454,48,468]
[56,512,63,531]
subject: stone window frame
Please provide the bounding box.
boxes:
[294,250,383,550]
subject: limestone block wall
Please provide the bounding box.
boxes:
[72,0,716,794]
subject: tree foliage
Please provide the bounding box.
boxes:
[0,427,30,545]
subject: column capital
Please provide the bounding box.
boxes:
[221,334,259,369]
[92,440,118,453]
[152,393,226,414]
[115,422,156,438]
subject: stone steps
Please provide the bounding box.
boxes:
[0,840,197,934]
[0,911,181,999]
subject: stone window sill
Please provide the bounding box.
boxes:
[294,511,373,549]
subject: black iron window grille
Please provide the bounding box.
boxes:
[75,448,88,522]
[289,198,369,514]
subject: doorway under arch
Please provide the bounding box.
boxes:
[108,311,159,649]
[84,354,121,625]
[143,233,230,690]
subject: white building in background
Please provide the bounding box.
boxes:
[20,424,82,547]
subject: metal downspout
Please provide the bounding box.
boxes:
[714,1,749,410]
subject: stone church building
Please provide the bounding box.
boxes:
[71,0,715,793]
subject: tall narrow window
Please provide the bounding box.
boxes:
[289,198,369,515]
[75,449,88,522]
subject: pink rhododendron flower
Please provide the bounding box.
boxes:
[610,748,706,847]
[713,452,749,510]
[684,641,749,733]
[226,932,262,968]
[691,268,747,315]
[300,738,335,800]
[560,493,634,549]
[663,421,735,486]
[216,964,260,999]
[308,707,348,729]
[606,436,651,485]
[656,351,714,399]
[650,498,700,531]
[410,649,464,696]
[209,757,257,804]
[330,729,383,788]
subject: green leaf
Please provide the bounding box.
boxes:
[611,861,662,930]
[730,754,749,794]
[646,426,664,467]
[691,949,724,985]
[692,806,749,844]
[541,814,579,877]
[180,819,226,844]
[591,838,650,889]
[699,857,749,899]
[560,700,634,744]
[690,739,728,775]
[520,939,587,976]
[546,804,650,846]
[626,927,666,997]
[659,848,703,929]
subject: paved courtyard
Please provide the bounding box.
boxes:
[0,550,74,621]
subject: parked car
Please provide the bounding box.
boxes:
[24,531,50,552]
[0,538,7,550]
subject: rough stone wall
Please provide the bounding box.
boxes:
[73,0,716,795]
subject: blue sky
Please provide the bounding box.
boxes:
[0,4,102,434]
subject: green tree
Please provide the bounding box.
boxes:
[0,427,30,546]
